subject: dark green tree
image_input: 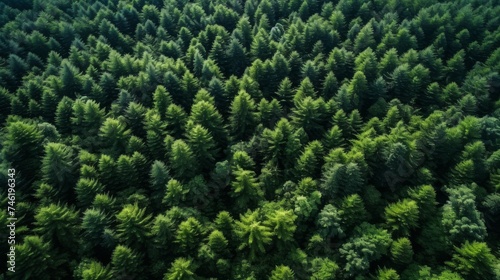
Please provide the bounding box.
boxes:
[229,90,258,141]
[34,203,80,254]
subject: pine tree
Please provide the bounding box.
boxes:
[8,54,28,86]
[60,61,81,98]
[208,229,229,256]
[41,90,59,122]
[250,30,273,60]
[229,90,258,141]
[175,217,204,254]
[75,178,105,209]
[2,121,44,183]
[391,237,414,265]
[34,203,80,254]
[164,258,197,280]
[390,64,414,104]
[116,204,152,251]
[209,36,228,74]
[234,210,273,261]
[163,179,187,207]
[309,258,339,280]
[293,77,317,104]
[186,124,218,170]
[276,78,295,113]
[376,268,400,280]
[79,260,114,280]
[15,236,65,280]
[153,85,173,120]
[180,71,200,109]
[348,71,369,110]
[269,265,295,280]
[169,139,199,180]
[317,204,344,239]
[226,38,248,77]
[339,223,392,277]
[111,245,144,280]
[149,160,170,209]
[99,118,131,158]
[442,185,487,244]
[340,194,368,230]
[265,208,297,244]
[446,50,466,84]
[189,101,227,148]
[231,169,263,213]
[165,104,188,139]
[447,241,497,280]
[321,163,364,198]
[385,199,419,236]
[295,140,324,178]
[322,71,338,100]
[354,23,375,53]
[292,97,327,140]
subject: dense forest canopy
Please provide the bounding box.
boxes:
[1,0,500,279]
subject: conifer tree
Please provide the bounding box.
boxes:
[234,210,273,261]
[34,203,80,254]
[169,139,198,180]
[447,241,497,280]
[111,245,144,280]
[229,90,258,142]
[116,204,152,251]
[2,121,44,183]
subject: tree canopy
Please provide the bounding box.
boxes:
[1,0,500,279]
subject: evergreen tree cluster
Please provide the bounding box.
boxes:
[1,0,500,279]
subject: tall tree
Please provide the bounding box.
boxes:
[229,90,258,142]
[234,210,274,261]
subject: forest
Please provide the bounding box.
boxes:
[0,0,500,279]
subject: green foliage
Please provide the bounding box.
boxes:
[321,162,364,198]
[447,241,497,280]
[269,265,294,280]
[98,118,131,158]
[164,258,197,280]
[175,217,204,254]
[317,204,344,238]
[340,223,392,277]
[34,204,80,252]
[265,208,297,244]
[442,185,487,244]
[116,204,152,251]
[111,245,144,280]
[15,236,65,280]
[75,178,105,209]
[186,124,218,169]
[340,194,368,230]
[81,208,113,253]
[41,143,77,199]
[234,210,273,261]
[309,258,339,280]
[391,237,414,265]
[189,100,227,147]
[81,261,113,280]
[229,90,258,141]
[2,0,500,279]
[231,168,263,213]
[376,267,400,280]
[2,120,44,182]
[169,139,198,180]
[384,199,419,236]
